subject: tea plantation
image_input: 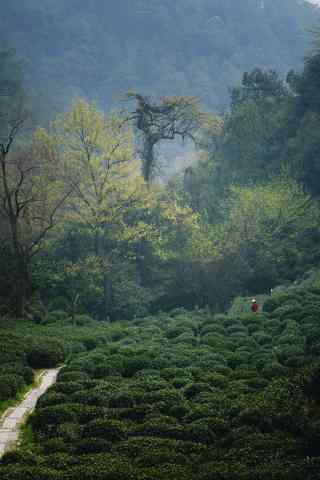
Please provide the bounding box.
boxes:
[1,279,320,479]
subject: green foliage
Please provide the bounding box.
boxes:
[0,2,317,111]
[82,419,127,441]
[2,277,320,478]
[42,311,70,325]
[0,374,25,401]
[26,340,65,368]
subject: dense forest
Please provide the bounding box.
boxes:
[2,2,320,479]
[0,0,319,111]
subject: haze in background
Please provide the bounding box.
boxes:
[0,0,319,118]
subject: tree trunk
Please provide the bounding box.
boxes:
[94,232,113,321]
[104,272,113,322]
[142,137,155,184]
[14,255,31,318]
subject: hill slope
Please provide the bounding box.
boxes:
[1,276,320,478]
[0,0,319,111]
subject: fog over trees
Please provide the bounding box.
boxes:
[2,2,320,479]
[0,0,319,112]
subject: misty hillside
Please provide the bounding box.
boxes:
[0,0,319,111]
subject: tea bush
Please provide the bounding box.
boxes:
[26,340,65,368]
[2,279,320,479]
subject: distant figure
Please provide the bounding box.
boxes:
[251,298,259,313]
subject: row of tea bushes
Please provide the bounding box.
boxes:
[0,314,113,404]
[1,279,320,478]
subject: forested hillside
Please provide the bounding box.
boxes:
[2,3,320,478]
[2,27,320,320]
[0,0,318,112]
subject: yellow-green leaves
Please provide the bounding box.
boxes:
[215,177,317,267]
[35,100,143,241]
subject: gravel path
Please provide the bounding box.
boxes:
[0,368,60,457]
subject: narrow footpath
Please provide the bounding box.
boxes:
[0,369,59,458]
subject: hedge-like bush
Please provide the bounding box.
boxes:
[74,437,112,454]
[0,374,25,400]
[26,340,65,368]
[2,278,320,479]
[30,405,82,434]
[82,419,127,441]
[42,310,70,325]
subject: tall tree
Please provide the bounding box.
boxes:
[0,117,71,316]
[0,48,71,316]
[38,99,151,318]
[126,93,202,183]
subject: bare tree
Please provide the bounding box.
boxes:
[0,108,71,317]
[126,93,202,183]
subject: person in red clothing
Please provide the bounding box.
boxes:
[251,298,259,313]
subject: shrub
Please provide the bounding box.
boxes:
[135,449,188,467]
[207,417,230,436]
[42,310,70,325]
[0,465,62,480]
[81,336,105,351]
[142,463,192,480]
[276,345,305,367]
[261,362,287,379]
[171,332,197,346]
[0,374,25,400]
[37,392,69,408]
[73,314,95,326]
[226,353,247,369]
[133,369,161,379]
[75,438,112,454]
[253,332,272,346]
[263,293,293,314]
[57,370,90,383]
[1,451,41,466]
[301,364,320,401]
[130,420,183,440]
[122,355,156,378]
[30,405,82,433]
[0,364,33,385]
[52,381,85,395]
[118,404,153,421]
[134,378,168,393]
[201,323,225,336]
[184,383,212,399]
[198,461,250,480]
[56,422,81,441]
[68,342,86,356]
[183,420,217,444]
[142,388,184,409]
[70,389,110,407]
[42,438,68,454]
[115,436,205,458]
[203,373,228,389]
[43,453,79,470]
[166,325,193,339]
[171,377,190,389]
[26,340,65,368]
[57,456,136,480]
[168,403,190,420]
[200,334,225,349]
[82,419,127,441]
[271,303,303,321]
[21,366,34,384]
[108,391,136,408]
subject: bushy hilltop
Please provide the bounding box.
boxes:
[0,0,318,111]
[1,276,320,479]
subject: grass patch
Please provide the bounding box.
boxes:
[0,383,33,418]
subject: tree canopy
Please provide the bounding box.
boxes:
[0,0,318,112]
